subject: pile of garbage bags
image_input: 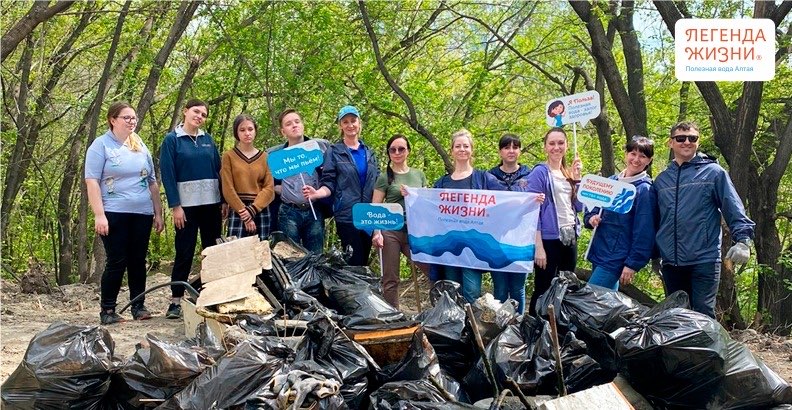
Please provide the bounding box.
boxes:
[3,264,792,409]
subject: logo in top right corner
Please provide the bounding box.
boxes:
[675,19,776,82]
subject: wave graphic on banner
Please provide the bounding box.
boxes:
[408,229,535,269]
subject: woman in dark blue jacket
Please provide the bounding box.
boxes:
[303,105,379,266]
[584,136,656,290]
[489,134,532,313]
[428,128,502,303]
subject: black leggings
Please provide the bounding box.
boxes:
[171,204,221,298]
[100,212,153,310]
[528,239,577,316]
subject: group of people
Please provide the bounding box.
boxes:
[85,96,754,324]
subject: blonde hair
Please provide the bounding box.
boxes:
[125,132,143,152]
[450,128,474,167]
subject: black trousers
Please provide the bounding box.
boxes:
[100,212,153,310]
[528,238,577,316]
[171,204,221,298]
[335,221,372,266]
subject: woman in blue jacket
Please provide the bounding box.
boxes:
[429,128,502,303]
[303,105,379,266]
[526,127,583,316]
[489,134,532,313]
[584,136,657,290]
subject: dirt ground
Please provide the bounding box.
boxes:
[2,270,791,388]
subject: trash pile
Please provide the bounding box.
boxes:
[2,234,791,409]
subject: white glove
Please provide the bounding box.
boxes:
[726,242,750,264]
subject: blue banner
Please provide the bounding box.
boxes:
[267,140,324,180]
[353,203,404,233]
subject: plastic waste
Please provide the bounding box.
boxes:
[614,307,730,408]
[415,291,475,380]
[1,322,116,410]
[295,316,371,409]
[157,336,294,409]
[536,271,646,333]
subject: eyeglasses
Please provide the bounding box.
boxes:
[673,134,699,143]
[388,146,407,154]
[116,115,138,124]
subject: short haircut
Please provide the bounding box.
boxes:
[498,134,521,149]
[278,108,300,127]
[625,135,654,158]
[670,121,699,137]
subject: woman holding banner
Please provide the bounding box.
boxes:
[583,136,656,290]
[220,114,275,240]
[428,128,502,303]
[526,127,583,316]
[302,105,379,266]
[489,134,533,313]
[371,134,430,308]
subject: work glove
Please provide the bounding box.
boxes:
[559,225,577,247]
[725,242,751,264]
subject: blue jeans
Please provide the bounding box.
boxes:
[491,271,528,313]
[443,266,483,303]
[661,263,720,318]
[278,203,325,254]
[588,265,620,291]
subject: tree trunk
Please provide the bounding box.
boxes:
[568,0,647,139]
[718,220,747,330]
[1,5,94,242]
[56,0,130,285]
[135,0,203,131]
[1,0,76,62]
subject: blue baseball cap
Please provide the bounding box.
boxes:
[336,105,360,122]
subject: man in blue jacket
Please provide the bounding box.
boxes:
[655,121,755,318]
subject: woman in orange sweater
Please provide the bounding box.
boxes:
[220,114,275,240]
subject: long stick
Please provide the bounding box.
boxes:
[411,261,421,312]
[465,303,500,399]
[504,377,532,410]
[299,173,318,220]
[378,247,384,278]
[573,121,578,158]
[583,208,603,261]
[547,304,567,397]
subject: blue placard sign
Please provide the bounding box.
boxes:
[577,174,637,214]
[353,203,404,231]
[268,140,324,180]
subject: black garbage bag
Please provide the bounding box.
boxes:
[615,307,730,408]
[536,271,646,333]
[464,315,612,402]
[295,316,371,409]
[558,331,614,393]
[1,322,116,410]
[286,252,329,300]
[158,335,294,409]
[428,280,466,307]
[182,321,227,360]
[708,339,792,409]
[415,292,476,380]
[375,328,468,403]
[245,360,347,410]
[236,313,279,336]
[111,334,215,407]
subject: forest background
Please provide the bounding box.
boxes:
[1,0,791,334]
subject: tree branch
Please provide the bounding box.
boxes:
[358,0,452,171]
[1,0,76,62]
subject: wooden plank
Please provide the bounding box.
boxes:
[200,237,270,283]
[196,271,257,307]
[345,326,418,343]
[537,383,634,410]
[181,298,227,340]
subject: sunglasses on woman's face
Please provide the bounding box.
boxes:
[673,134,699,143]
[388,146,407,154]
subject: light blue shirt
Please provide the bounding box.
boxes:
[85,130,156,214]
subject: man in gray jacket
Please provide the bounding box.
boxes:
[654,121,755,318]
